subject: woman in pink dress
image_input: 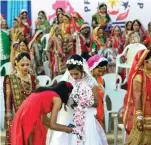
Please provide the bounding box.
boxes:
[11,81,73,145]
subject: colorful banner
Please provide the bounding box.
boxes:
[31,0,151,29]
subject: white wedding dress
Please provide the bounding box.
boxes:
[46,71,108,145]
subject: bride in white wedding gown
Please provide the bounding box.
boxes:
[46,55,108,145]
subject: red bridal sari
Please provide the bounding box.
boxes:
[123,49,151,145]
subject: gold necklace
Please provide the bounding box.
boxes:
[21,79,32,95]
[17,73,32,94]
[17,71,30,82]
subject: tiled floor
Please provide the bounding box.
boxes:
[0,130,123,145]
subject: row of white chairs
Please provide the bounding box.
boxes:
[37,74,63,87]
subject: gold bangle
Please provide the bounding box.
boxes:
[5,112,12,117]
[135,110,142,115]
[136,110,142,113]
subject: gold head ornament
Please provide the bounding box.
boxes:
[15,52,31,66]
[17,56,30,66]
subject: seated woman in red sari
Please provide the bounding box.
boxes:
[123,49,151,145]
[87,54,108,125]
[11,81,73,145]
[91,26,106,55]
[106,25,124,55]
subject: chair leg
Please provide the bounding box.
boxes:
[104,112,110,133]
[114,116,118,145]
[109,115,112,132]
[122,128,126,145]
[116,66,118,74]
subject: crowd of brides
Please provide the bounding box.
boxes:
[1,2,151,145]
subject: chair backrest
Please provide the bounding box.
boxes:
[41,34,50,51]
[106,89,127,112]
[0,62,12,75]
[43,61,51,77]
[37,75,51,86]
[50,75,63,86]
[125,43,147,65]
[102,73,122,91]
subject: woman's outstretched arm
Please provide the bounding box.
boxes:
[49,97,73,133]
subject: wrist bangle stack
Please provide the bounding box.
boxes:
[137,116,143,120]
[136,110,143,120]
[136,110,143,116]
[5,112,12,117]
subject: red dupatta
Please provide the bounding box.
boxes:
[108,25,124,54]
[123,49,149,134]
[97,76,105,125]
[71,12,84,32]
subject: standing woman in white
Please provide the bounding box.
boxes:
[47,54,108,145]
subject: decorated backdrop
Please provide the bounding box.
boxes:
[1,0,151,29]
[31,0,151,29]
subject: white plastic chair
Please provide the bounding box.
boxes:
[50,75,63,86]
[43,61,51,78]
[41,34,50,51]
[37,75,51,86]
[0,76,5,131]
[0,62,12,76]
[102,73,122,92]
[113,107,126,145]
[104,89,126,134]
[116,43,147,85]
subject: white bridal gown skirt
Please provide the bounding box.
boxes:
[46,108,108,145]
[70,108,108,145]
[46,105,74,145]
